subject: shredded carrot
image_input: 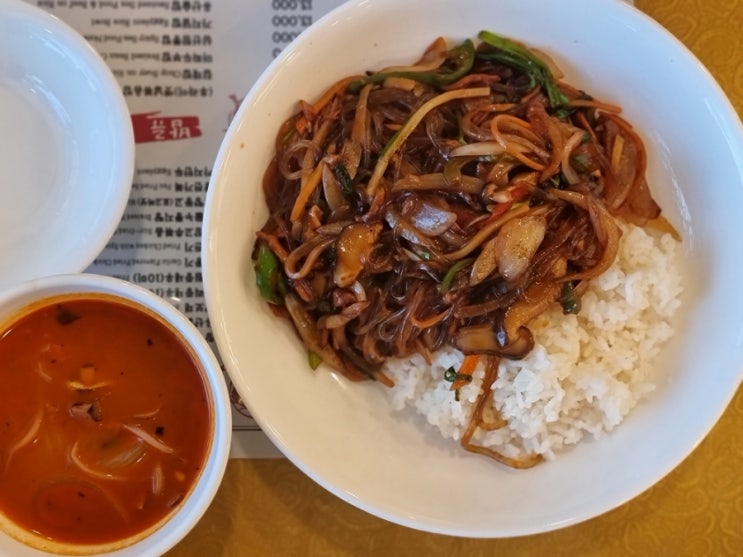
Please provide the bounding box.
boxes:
[289,162,324,222]
[450,354,480,391]
[443,73,501,91]
[567,98,622,113]
[255,231,290,262]
[294,75,363,136]
[410,308,449,329]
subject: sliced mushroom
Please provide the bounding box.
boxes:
[453,322,534,359]
[322,163,348,212]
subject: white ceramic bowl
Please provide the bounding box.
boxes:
[203,0,743,538]
[0,0,134,292]
[0,274,231,556]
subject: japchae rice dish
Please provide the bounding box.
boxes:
[252,31,684,468]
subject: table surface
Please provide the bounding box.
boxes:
[167,1,743,555]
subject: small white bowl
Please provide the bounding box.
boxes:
[0,0,134,291]
[203,0,743,538]
[0,273,231,556]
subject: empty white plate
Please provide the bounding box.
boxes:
[0,0,133,291]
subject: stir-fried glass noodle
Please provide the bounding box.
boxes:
[253,31,680,468]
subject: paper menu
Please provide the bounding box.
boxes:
[29,0,347,457]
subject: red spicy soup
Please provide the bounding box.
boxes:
[0,294,212,547]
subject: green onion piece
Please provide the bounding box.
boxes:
[560,282,581,315]
[551,106,575,120]
[548,173,570,190]
[477,30,569,108]
[440,257,475,293]
[307,350,323,370]
[570,153,590,172]
[333,163,354,198]
[444,366,474,384]
[348,39,475,93]
[254,242,283,305]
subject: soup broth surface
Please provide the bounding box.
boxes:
[0,295,211,546]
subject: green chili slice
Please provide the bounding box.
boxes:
[560,282,581,315]
[440,257,475,293]
[307,350,323,370]
[444,366,457,382]
[444,366,474,384]
[477,30,569,108]
[255,242,284,305]
[333,163,354,198]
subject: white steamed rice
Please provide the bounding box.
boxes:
[383,222,684,461]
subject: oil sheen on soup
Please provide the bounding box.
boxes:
[0,294,212,546]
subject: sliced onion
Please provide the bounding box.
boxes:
[283,235,335,280]
[443,203,532,262]
[4,409,42,470]
[560,130,587,186]
[284,294,365,381]
[350,280,367,302]
[492,215,547,282]
[96,438,146,468]
[408,201,457,237]
[384,208,435,249]
[278,139,320,180]
[122,424,174,454]
[67,380,111,391]
[469,237,499,285]
[531,47,564,79]
[318,301,369,329]
[151,463,164,496]
[322,160,347,213]
[381,36,448,73]
[133,407,161,420]
[501,281,562,341]
[69,441,128,481]
[34,362,52,383]
[449,141,506,158]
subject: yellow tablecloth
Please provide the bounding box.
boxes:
[168,1,743,554]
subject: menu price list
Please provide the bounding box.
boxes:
[29,0,345,447]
